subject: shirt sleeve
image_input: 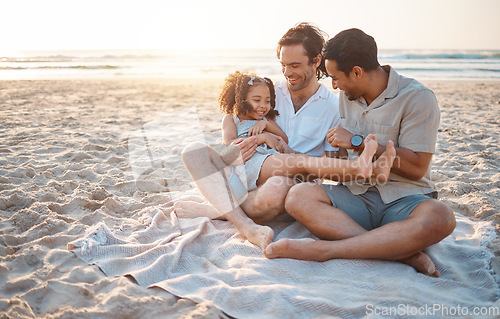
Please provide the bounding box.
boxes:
[398,89,440,153]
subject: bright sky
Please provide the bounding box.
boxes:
[2,0,500,55]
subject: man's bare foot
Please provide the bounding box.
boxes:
[264,238,325,261]
[372,140,396,183]
[400,252,440,277]
[265,239,441,277]
[355,134,378,178]
[174,201,222,219]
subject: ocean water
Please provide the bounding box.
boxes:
[1,48,499,81]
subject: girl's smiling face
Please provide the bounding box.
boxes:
[244,83,271,120]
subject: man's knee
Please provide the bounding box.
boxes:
[285,182,326,217]
[413,200,456,240]
[431,201,456,236]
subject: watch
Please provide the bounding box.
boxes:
[350,134,364,148]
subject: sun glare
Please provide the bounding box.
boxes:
[1,0,499,55]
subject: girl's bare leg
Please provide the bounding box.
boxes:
[175,144,241,220]
[181,142,273,249]
[256,135,380,185]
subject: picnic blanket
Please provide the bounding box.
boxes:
[68,206,499,318]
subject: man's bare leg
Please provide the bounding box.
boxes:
[264,199,454,276]
[181,142,273,249]
[271,181,455,276]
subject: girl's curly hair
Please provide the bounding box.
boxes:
[218,71,278,120]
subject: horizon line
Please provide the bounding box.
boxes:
[5,47,500,55]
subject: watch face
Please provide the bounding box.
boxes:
[351,135,363,147]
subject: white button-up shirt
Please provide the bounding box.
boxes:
[274,80,340,157]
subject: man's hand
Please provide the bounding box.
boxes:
[221,137,257,166]
[277,137,294,154]
[234,137,258,163]
[260,133,285,153]
[326,126,356,149]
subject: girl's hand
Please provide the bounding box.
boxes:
[248,120,267,136]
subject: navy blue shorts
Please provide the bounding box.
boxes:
[319,184,438,231]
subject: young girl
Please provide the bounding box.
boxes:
[177,71,395,249]
[219,71,288,195]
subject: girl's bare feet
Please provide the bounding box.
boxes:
[175,201,273,249]
[174,201,222,219]
[242,224,274,250]
[372,140,396,183]
[355,134,378,179]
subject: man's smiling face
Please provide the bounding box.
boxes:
[279,43,317,92]
[325,59,361,101]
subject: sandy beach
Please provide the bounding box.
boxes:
[0,78,499,318]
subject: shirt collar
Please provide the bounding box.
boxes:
[276,79,289,98]
[355,65,399,110]
[381,65,400,100]
[276,79,327,101]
